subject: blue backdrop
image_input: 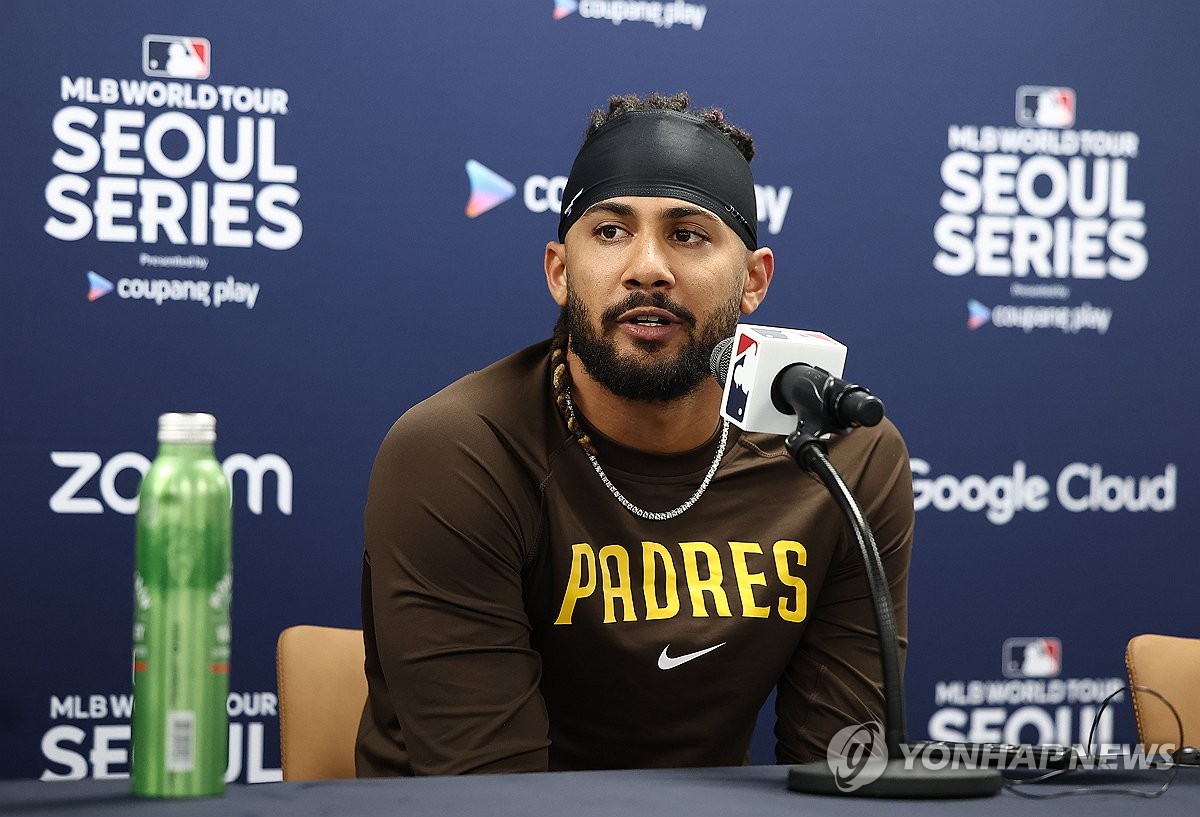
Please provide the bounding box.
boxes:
[2,0,1196,782]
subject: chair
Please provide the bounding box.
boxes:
[1125,634,1200,749]
[276,625,367,781]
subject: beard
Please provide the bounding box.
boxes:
[559,282,742,403]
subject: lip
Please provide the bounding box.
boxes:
[616,307,681,325]
[616,307,682,342]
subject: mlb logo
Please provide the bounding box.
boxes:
[723,335,760,423]
[717,325,847,436]
[1002,637,1062,678]
[1016,86,1075,128]
[143,35,211,80]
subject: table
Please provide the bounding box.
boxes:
[3,764,1198,816]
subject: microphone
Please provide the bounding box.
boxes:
[709,326,884,436]
[712,327,1001,797]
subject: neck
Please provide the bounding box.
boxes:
[565,348,723,454]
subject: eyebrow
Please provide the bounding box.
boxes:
[661,205,721,223]
[583,201,636,218]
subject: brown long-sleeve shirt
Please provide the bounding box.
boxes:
[357,339,913,775]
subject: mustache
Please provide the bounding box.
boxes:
[600,290,697,326]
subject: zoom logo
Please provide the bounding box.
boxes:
[49,451,293,515]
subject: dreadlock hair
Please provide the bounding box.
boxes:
[551,308,597,455]
[585,91,755,162]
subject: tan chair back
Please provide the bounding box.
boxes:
[276,625,367,780]
[1125,633,1200,749]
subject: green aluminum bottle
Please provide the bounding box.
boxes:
[131,413,232,797]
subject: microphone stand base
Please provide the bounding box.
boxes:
[787,758,1004,799]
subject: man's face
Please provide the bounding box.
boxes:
[548,196,757,403]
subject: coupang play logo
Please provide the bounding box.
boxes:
[81,268,260,309]
[551,0,709,30]
[464,160,516,217]
[464,159,794,237]
[87,271,114,301]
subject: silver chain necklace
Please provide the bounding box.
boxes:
[563,387,729,521]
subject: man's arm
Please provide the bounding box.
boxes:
[357,401,550,775]
[773,421,914,763]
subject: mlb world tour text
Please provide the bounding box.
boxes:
[45,77,302,250]
[41,691,281,783]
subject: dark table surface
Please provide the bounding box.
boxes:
[4,764,1198,817]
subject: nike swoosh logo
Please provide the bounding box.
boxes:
[563,187,584,217]
[657,642,726,670]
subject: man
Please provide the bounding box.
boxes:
[357,92,913,776]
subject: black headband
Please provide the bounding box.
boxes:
[557,109,758,250]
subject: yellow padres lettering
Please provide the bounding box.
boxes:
[554,540,808,625]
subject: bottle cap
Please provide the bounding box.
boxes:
[157,412,217,443]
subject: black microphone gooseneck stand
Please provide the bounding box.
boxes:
[777,368,1003,798]
[787,434,908,755]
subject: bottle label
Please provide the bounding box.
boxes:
[165,711,196,772]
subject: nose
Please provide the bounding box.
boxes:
[620,234,675,291]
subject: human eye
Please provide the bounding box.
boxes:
[671,227,709,245]
[594,223,630,241]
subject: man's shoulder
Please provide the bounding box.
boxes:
[834,416,909,458]
[825,418,913,505]
[734,418,910,501]
[381,339,554,453]
[738,417,908,460]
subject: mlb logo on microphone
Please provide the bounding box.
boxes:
[722,334,760,423]
[718,325,847,436]
[143,35,211,80]
[1016,86,1075,128]
[1002,637,1062,678]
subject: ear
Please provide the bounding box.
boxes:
[740,246,774,314]
[545,241,568,307]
